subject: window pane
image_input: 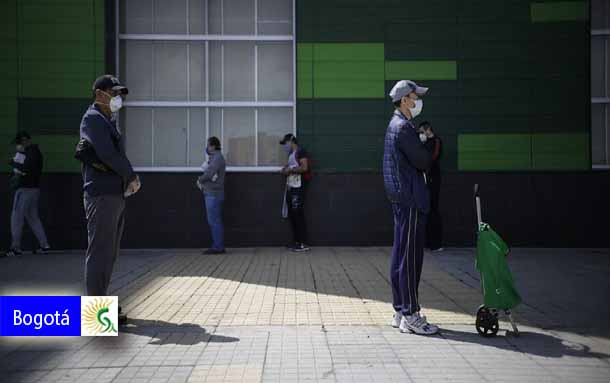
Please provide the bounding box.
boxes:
[120,0,152,34]
[258,0,292,35]
[607,104,610,165]
[224,0,255,34]
[123,108,153,167]
[224,108,255,166]
[209,108,223,143]
[592,0,610,29]
[153,108,187,166]
[607,38,610,99]
[258,42,293,101]
[224,42,255,101]
[121,41,153,101]
[592,104,608,165]
[188,0,207,34]
[208,0,222,34]
[153,42,188,101]
[189,108,207,167]
[258,108,292,166]
[209,42,223,100]
[153,0,187,34]
[189,42,207,101]
[591,37,606,98]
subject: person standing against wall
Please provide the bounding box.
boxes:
[280,134,311,252]
[78,75,140,324]
[4,131,50,257]
[419,121,443,252]
[383,80,439,335]
[197,136,226,255]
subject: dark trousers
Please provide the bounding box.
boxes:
[390,204,427,315]
[286,186,307,245]
[426,179,443,250]
[84,194,125,296]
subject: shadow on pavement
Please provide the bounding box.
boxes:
[120,318,240,346]
[440,328,610,359]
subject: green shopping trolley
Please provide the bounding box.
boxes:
[473,184,521,337]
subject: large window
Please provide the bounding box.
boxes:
[592,0,610,168]
[117,0,295,171]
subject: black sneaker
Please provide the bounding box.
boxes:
[5,249,22,257]
[118,306,128,325]
[34,246,51,255]
[203,248,226,255]
[292,244,311,253]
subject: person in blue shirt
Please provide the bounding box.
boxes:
[383,80,438,335]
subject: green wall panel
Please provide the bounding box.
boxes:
[0,0,104,173]
[385,61,457,80]
[530,1,588,23]
[458,134,532,171]
[532,133,590,170]
[36,134,81,173]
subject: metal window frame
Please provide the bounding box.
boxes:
[117,0,295,173]
[591,25,610,168]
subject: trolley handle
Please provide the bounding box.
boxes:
[474,184,482,227]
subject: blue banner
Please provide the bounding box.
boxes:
[0,296,81,336]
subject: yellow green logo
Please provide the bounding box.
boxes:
[82,298,117,334]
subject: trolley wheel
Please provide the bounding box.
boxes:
[475,305,499,337]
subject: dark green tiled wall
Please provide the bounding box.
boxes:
[1,0,104,173]
[296,0,590,172]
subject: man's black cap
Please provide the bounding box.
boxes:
[92,75,129,95]
[12,131,31,144]
[280,133,297,145]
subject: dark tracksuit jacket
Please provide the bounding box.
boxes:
[383,110,432,315]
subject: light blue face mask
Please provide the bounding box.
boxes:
[283,144,292,154]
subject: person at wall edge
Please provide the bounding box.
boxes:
[5,131,50,257]
[280,133,311,253]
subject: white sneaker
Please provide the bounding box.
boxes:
[399,312,439,335]
[391,312,403,328]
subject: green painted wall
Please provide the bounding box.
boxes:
[296,0,590,172]
[1,0,105,173]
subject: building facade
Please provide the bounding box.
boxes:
[1,0,609,249]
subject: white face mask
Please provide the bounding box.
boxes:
[100,91,123,113]
[419,133,428,143]
[109,95,123,113]
[409,99,423,119]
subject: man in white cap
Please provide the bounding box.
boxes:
[383,80,438,335]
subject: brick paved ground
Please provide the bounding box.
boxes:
[0,247,608,382]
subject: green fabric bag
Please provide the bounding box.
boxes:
[475,223,522,310]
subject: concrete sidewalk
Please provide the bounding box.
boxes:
[0,248,609,382]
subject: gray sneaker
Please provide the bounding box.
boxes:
[399,312,439,335]
[391,312,403,328]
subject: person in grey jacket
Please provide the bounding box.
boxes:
[78,75,140,324]
[197,137,226,254]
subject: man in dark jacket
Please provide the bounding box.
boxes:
[78,75,140,324]
[419,121,443,252]
[280,133,311,253]
[383,80,438,335]
[5,131,50,257]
